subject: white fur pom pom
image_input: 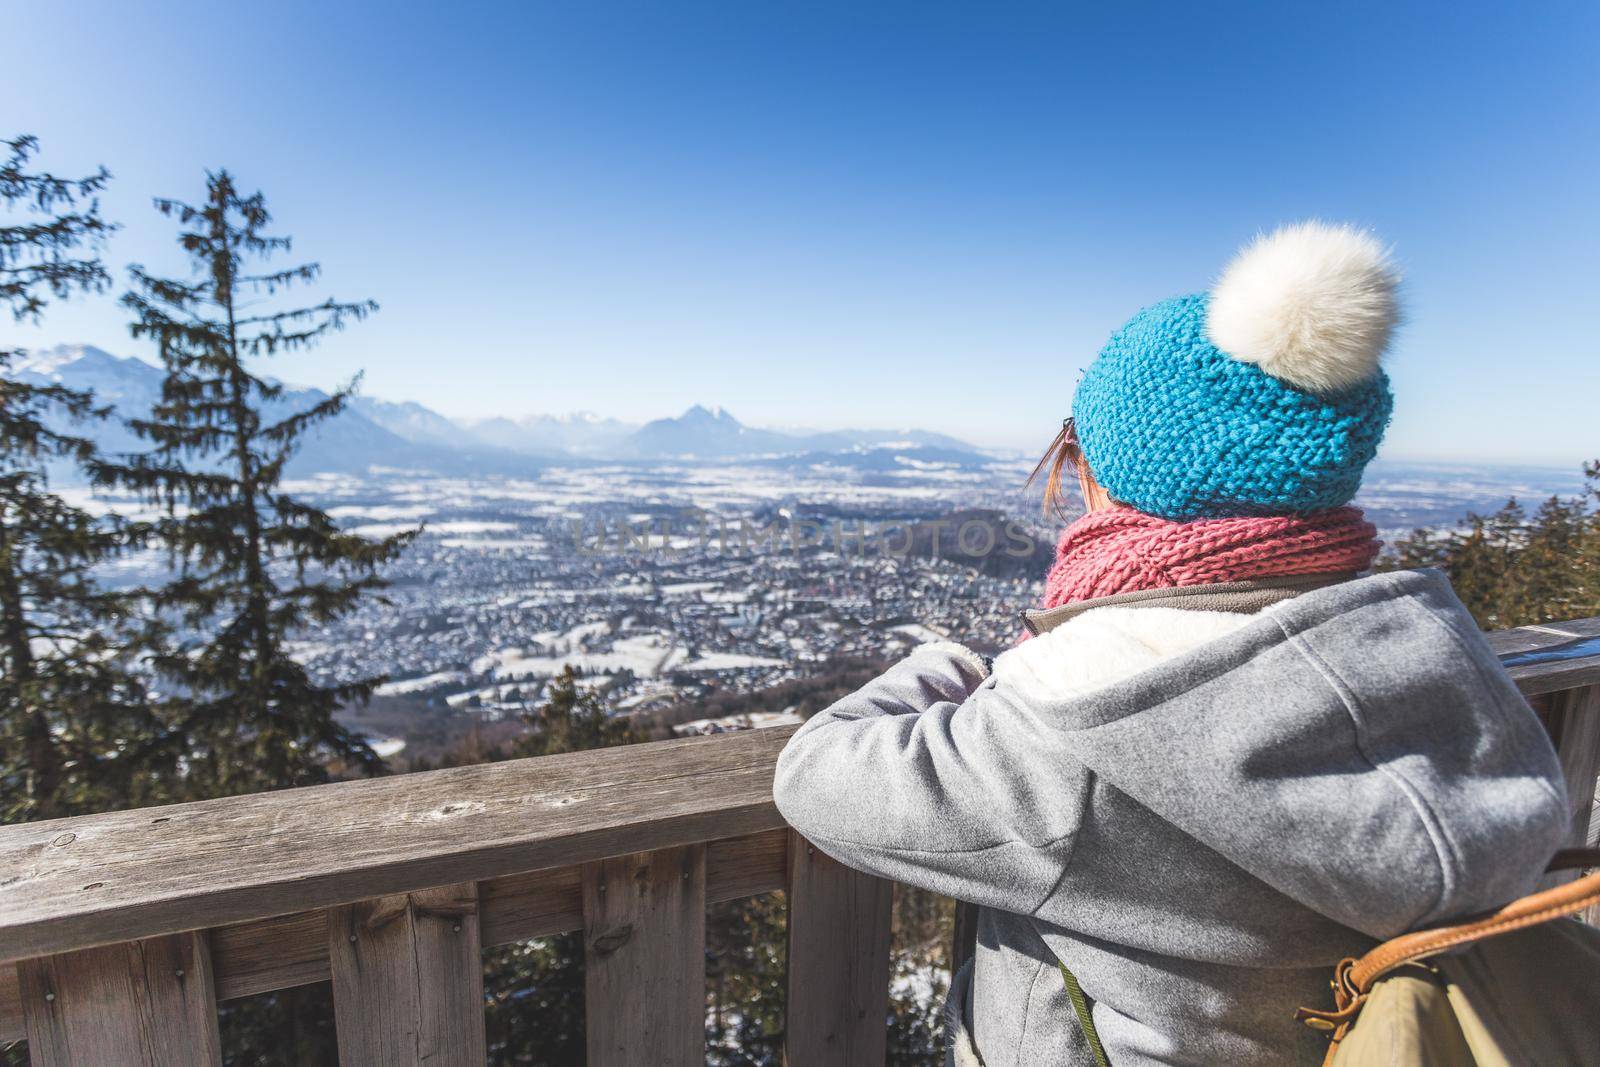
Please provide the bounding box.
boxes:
[1206,221,1400,394]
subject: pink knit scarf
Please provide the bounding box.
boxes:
[1037,506,1381,612]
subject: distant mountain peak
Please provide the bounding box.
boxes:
[681,403,737,424]
[517,410,627,428]
[13,343,155,377]
[460,410,636,456]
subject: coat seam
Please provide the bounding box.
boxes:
[1028,769,1094,917]
[1010,955,1049,1065]
[803,826,1078,859]
[1269,606,1455,928]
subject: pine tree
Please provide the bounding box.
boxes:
[108,170,412,798]
[1578,462,1600,615]
[0,135,171,822]
[507,664,641,758]
[1387,462,1600,629]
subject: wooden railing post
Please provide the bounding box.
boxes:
[329,881,486,1066]
[18,931,220,1066]
[951,900,980,977]
[582,845,707,1067]
[1535,682,1600,915]
[784,831,894,1067]
[1539,683,1600,848]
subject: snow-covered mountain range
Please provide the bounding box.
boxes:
[456,411,636,457]
[12,345,996,477]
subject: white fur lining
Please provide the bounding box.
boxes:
[943,959,984,1067]
[918,639,992,679]
[995,606,1256,701]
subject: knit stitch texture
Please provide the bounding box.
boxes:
[1072,294,1392,519]
[1038,505,1380,610]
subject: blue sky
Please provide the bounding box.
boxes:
[8,1,1598,461]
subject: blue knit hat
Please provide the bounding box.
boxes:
[1072,222,1399,520]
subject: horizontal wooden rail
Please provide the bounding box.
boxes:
[202,827,788,1005]
[1484,614,1600,695]
[0,726,793,964]
[0,611,1597,1058]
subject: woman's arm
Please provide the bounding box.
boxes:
[773,642,1086,913]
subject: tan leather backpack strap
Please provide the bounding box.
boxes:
[1296,848,1600,1061]
[1345,847,1600,997]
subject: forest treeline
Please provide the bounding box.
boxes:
[3,134,1596,1065]
[1385,466,1600,630]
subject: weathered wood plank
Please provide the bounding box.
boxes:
[480,863,583,948]
[0,726,791,963]
[583,845,706,1067]
[707,826,789,903]
[1488,617,1600,696]
[18,931,220,1065]
[1489,622,1579,656]
[0,965,17,1048]
[211,908,329,1001]
[951,900,980,978]
[784,831,894,1067]
[1485,615,1600,655]
[1534,685,1600,899]
[479,827,786,948]
[329,882,485,1067]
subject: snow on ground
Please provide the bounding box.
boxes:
[53,487,178,522]
[326,504,435,521]
[544,620,609,650]
[429,521,517,534]
[349,519,515,537]
[676,652,786,671]
[471,622,603,672]
[375,670,468,696]
[286,640,336,664]
[673,709,804,735]
[614,682,680,708]
[364,736,407,758]
[890,623,950,643]
[281,473,369,495]
[481,632,687,679]
[660,581,719,596]
[511,583,652,604]
[349,522,423,537]
[439,537,547,552]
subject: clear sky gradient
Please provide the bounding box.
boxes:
[8,1,1598,461]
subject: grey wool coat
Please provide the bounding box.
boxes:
[772,569,1570,1066]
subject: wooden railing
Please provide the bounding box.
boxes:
[1,614,1597,1066]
